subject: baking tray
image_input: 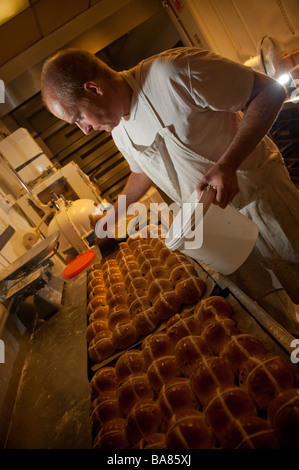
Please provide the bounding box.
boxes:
[87,249,299,382]
[89,258,216,373]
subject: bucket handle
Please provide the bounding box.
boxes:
[190,186,216,231]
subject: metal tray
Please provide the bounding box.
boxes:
[89,253,299,383]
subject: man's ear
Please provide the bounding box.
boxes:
[83,81,103,95]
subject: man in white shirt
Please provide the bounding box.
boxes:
[41,47,299,333]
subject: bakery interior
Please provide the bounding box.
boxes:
[0,0,299,451]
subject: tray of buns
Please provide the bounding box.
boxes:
[85,225,299,450]
[86,224,215,368]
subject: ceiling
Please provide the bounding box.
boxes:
[0,0,165,117]
[1,0,299,119]
[0,0,102,66]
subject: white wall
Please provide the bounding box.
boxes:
[170,0,299,63]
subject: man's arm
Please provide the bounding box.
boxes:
[94,171,152,242]
[115,171,153,217]
[196,71,286,208]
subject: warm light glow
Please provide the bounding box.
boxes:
[0,0,29,26]
[278,73,292,85]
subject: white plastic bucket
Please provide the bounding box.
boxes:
[165,186,259,275]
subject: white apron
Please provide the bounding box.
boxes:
[119,71,299,329]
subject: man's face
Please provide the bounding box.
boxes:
[46,84,123,134]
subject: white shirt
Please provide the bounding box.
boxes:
[112,47,280,173]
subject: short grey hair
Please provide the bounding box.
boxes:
[41,48,113,107]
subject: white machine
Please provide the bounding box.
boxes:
[0,128,108,261]
[47,197,101,257]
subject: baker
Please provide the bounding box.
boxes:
[41,47,299,334]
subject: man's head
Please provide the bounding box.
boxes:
[41,48,131,133]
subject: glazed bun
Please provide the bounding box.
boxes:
[203,385,257,440]
[89,284,106,299]
[88,262,102,272]
[147,355,180,392]
[125,399,161,444]
[91,390,121,432]
[118,256,139,275]
[166,409,215,449]
[111,320,138,350]
[87,295,107,316]
[175,277,206,305]
[164,252,188,269]
[128,276,148,293]
[107,291,128,309]
[115,350,146,383]
[107,307,131,330]
[129,291,151,316]
[221,415,279,449]
[86,320,109,343]
[94,418,128,449]
[107,272,124,285]
[117,374,154,414]
[133,307,159,336]
[147,265,169,284]
[123,269,143,289]
[194,296,233,331]
[89,304,109,323]
[90,367,118,400]
[268,388,299,449]
[142,332,175,367]
[174,335,213,376]
[166,312,201,344]
[101,259,118,269]
[239,353,294,410]
[87,276,104,293]
[106,282,126,302]
[169,262,197,284]
[190,356,235,406]
[201,318,240,355]
[127,234,142,248]
[116,242,131,261]
[153,290,182,320]
[148,279,173,302]
[140,258,161,276]
[88,330,116,363]
[221,334,267,374]
[134,433,167,449]
[87,268,103,281]
[103,266,121,283]
[158,377,198,421]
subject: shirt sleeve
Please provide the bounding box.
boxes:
[187,49,255,112]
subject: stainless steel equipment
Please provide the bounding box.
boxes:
[0,231,64,319]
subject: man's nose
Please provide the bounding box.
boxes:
[76,121,92,135]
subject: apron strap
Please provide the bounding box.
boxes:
[120,70,165,129]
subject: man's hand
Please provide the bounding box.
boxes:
[88,212,111,247]
[88,212,105,229]
[196,162,239,208]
